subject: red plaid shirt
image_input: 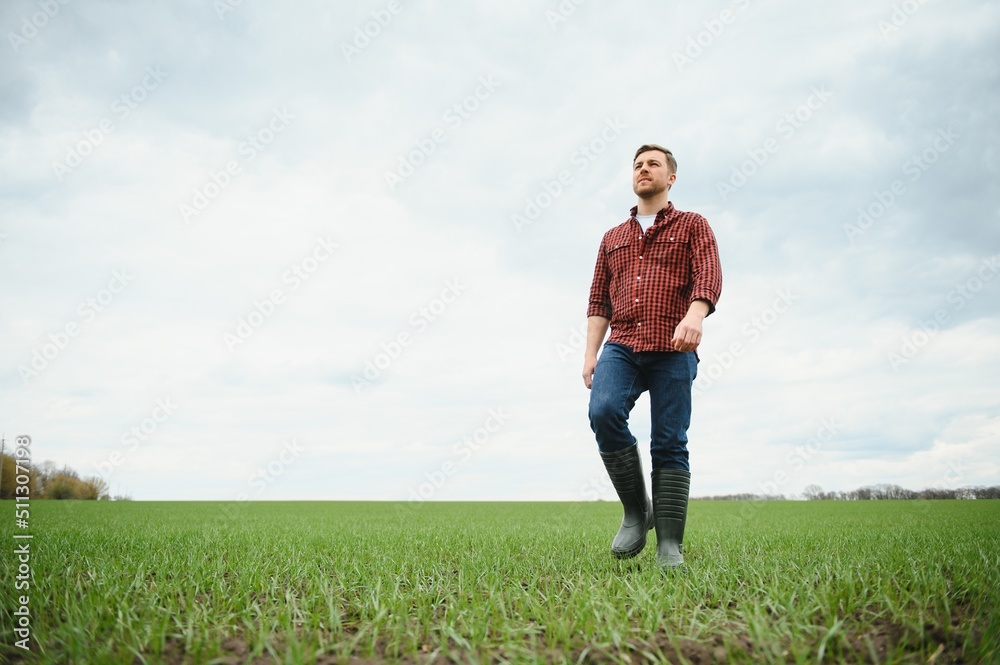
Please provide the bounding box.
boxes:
[587,203,722,352]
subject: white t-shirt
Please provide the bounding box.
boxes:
[636,214,657,233]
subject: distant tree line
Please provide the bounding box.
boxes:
[697,483,1000,501]
[801,483,1000,500]
[0,454,129,500]
[696,493,789,501]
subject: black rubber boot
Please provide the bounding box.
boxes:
[599,445,654,558]
[651,468,690,568]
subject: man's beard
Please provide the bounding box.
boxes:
[634,180,666,198]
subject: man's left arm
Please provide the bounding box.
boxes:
[671,217,722,352]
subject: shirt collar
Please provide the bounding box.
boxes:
[629,202,674,225]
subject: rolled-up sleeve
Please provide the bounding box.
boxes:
[587,237,613,319]
[688,216,722,315]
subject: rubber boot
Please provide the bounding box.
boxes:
[599,445,654,558]
[651,468,690,568]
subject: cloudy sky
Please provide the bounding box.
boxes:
[2,1,998,502]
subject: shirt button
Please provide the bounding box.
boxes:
[639,256,643,260]
[634,298,639,303]
[636,275,641,280]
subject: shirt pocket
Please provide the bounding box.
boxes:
[606,239,632,274]
[650,232,690,279]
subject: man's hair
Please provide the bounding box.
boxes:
[633,144,677,174]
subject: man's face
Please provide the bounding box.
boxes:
[632,150,676,198]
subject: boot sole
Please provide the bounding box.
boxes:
[611,535,646,559]
[611,512,654,558]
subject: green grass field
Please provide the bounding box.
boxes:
[1,500,998,664]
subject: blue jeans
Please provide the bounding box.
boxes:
[588,342,698,472]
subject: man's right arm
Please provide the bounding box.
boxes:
[584,237,612,389]
[582,315,610,389]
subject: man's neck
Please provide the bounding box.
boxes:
[636,193,669,216]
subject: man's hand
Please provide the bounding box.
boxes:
[583,355,598,389]
[671,316,702,352]
[672,300,711,352]
[583,316,610,389]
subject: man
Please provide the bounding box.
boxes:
[583,144,722,568]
